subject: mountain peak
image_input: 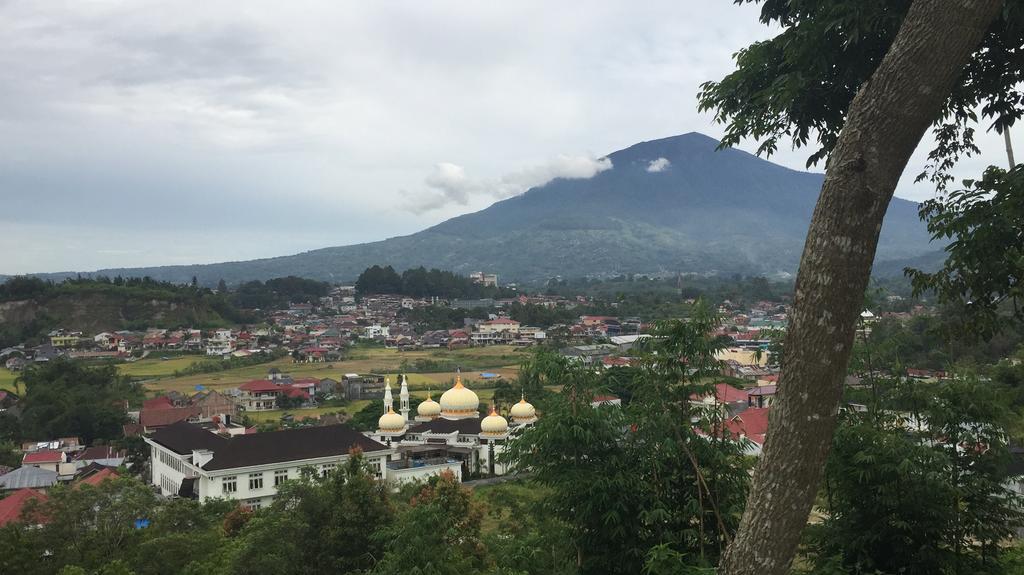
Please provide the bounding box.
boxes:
[34,133,935,284]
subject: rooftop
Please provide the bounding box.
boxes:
[150,421,388,471]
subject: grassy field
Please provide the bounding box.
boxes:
[0,370,18,393]
[0,345,529,399]
[131,345,526,396]
[118,356,197,379]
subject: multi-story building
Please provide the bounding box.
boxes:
[236,380,309,411]
[145,422,393,509]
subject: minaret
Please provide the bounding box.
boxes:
[399,374,410,422]
[383,377,393,413]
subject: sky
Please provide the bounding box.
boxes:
[0,0,1010,274]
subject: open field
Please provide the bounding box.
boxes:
[132,345,526,395]
[118,356,197,378]
[243,405,357,424]
[0,345,531,398]
[0,370,18,393]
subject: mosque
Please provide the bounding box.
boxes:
[367,370,538,477]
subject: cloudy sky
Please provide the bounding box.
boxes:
[0,0,1008,274]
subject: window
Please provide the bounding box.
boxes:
[222,476,237,494]
[249,473,264,490]
[274,469,289,486]
[321,464,336,478]
[244,498,262,510]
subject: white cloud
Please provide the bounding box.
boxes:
[406,155,612,213]
[646,157,671,172]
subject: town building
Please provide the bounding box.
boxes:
[367,372,537,477]
[145,422,392,509]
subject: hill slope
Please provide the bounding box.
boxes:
[35,133,937,284]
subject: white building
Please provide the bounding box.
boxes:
[367,372,538,478]
[206,329,235,356]
[145,422,393,509]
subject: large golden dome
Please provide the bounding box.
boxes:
[440,372,479,419]
[480,405,509,436]
[509,395,537,423]
[417,393,441,418]
[378,406,406,431]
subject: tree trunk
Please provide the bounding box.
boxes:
[717,2,1003,574]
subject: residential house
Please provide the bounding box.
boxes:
[48,330,82,348]
[747,385,777,409]
[0,466,59,492]
[339,374,386,401]
[140,406,202,433]
[561,344,617,365]
[191,390,239,420]
[722,407,771,456]
[73,446,126,469]
[22,450,68,472]
[206,329,235,356]
[236,380,310,411]
[0,488,48,527]
[591,394,622,408]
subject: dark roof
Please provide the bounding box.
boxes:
[202,424,388,471]
[409,417,484,435]
[140,406,201,429]
[150,421,229,455]
[74,446,124,461]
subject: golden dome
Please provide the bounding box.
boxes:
[440,372,479,418]
[417,393,441,417]
[378,406,406,431]
[480,405,509,436]
[510,395,537,422]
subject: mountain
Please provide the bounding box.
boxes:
[30,133,938,284]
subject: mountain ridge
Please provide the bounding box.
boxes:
[19,133,938,285]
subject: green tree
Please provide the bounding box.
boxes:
[371,471,488,575]
[505,304,750,573]
[16,359,139,444]
[25,477,159,572]
[699,3,1014,573]
[230,452,394,575]
[811,376,1023,574]
[908,165,1024,339]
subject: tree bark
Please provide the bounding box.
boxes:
[717,2,1003,574]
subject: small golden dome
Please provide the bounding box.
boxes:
[378,406,406,431]
[480,405,509,435]
[510,395,537,422]
[418,393,441,417]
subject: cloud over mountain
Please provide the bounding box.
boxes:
[406,154,612,213]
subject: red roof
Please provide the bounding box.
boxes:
[291,377,321,385]
[724,407,771,445]
[601,356,633,367]
[22,449,65,465]
[0,489,47,526]
[143,396,175,410]
[691,383,750,404]
[140,406,200,428]
[282,387,310,399]
[76,468,119,487]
